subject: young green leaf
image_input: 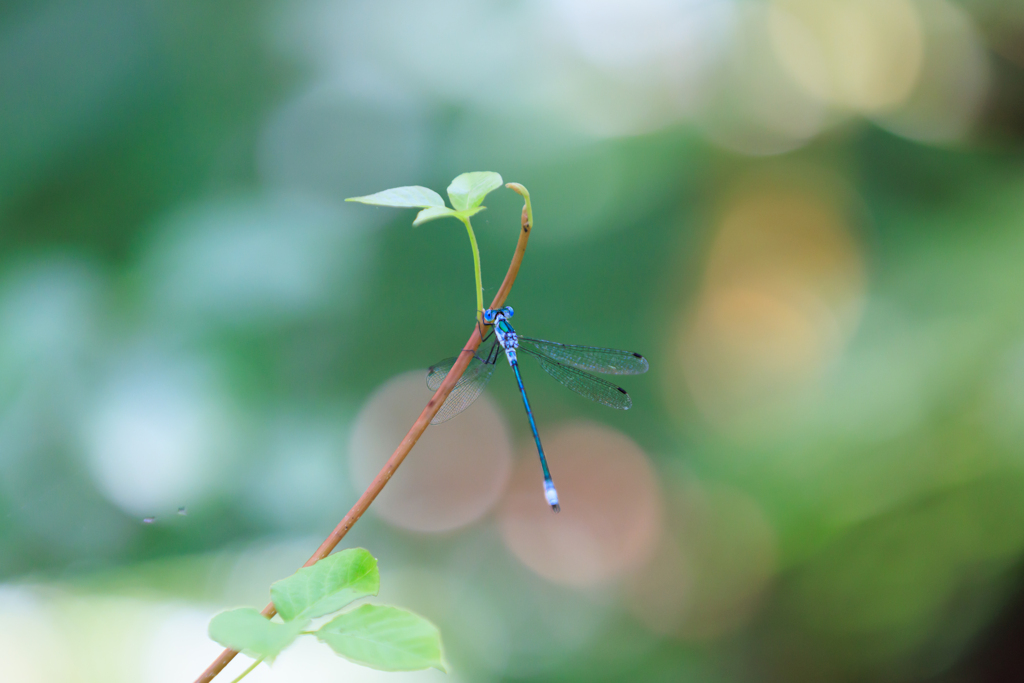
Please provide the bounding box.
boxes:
[316,604,446,672]
[412,206,457,227]
[446,172,502,212]
[413,205,486,227]
[271,548,379,623]
[346,186,445,209]
[208,608,305,662]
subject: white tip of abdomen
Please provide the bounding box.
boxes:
[544,480,560,512]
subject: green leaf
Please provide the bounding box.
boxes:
[208,608,305,662]
[446,172,502,212]
[412,206,457,227]
[346,186,445,209]
[316,604,446,672]
[271,548,379,623]
[413,205,486,227]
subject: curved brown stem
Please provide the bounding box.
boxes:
[194,183,534,683]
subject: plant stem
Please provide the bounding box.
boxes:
[461,216,484,319]
[193,183,534,683]
[496,184,531,305]
[229,658,261,683]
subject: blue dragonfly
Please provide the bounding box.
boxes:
[427,306,648,512]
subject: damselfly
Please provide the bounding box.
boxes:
[426,306,648,512]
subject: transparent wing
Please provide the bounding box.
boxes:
[426,356,464,392]
[518,337,648,375]
[520,346,632,410]
[426,342,498,424]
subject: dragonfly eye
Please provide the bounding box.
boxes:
[503,306,514,318]
[482,309,497,324]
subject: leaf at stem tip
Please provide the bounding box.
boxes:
[413,206,456,226]
[346,186,445,208]
[208,608,305,662]
[447,172,503,212]
[317,604,446,672]
[414,205,486,227]
[271,548,380,623]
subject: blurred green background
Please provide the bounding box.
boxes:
[2,0,1024,681]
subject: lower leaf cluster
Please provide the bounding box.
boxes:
[208,548,445,673]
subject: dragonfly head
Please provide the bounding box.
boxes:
[482,306,514,324]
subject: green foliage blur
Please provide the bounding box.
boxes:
[1,0,1024,682]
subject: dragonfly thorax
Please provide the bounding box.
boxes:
[495,321,518,364]
[496,321,517,348]
[486,308,519,364]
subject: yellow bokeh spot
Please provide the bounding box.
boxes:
[676,171,866,433]
[769,0,924,113]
